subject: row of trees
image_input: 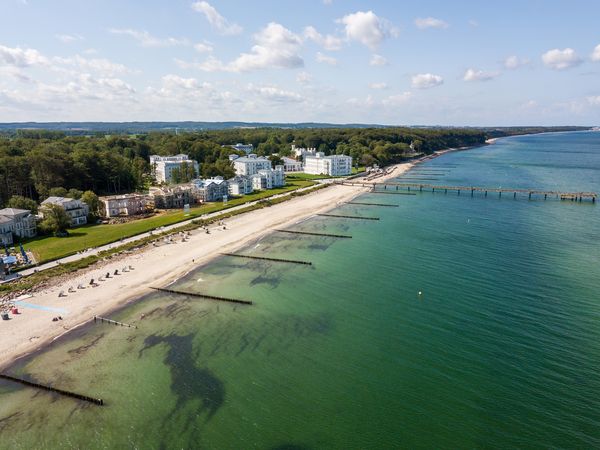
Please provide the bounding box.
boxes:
[0,127,487,208]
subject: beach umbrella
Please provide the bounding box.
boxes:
[19,242,29,263]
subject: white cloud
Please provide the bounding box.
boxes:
[189,22,303,72]
[247,84,303,103]
[414,17,448,30]
[338,10,398,50]
[0,66,34,83]
[296,71,312,84]
[303,26,343,51]
[588,95,600,106]
[382,91,412,106]
[109,28,189,47]
[194,41,213,53]
[468,19,479,27]
[591,44,600,62]
[541,48,582,70]
[191,1,242,36]
[369,82,388,89]
[504,55,530,69]
[161,74,204,90]
[463,68,498,82]
[411,73,443,89]
[56,34,84,44]
[323,0,333,4]
[369,54,388,66]
[53,55,131,76]
[0,44,48,67]
[316,52,337,66]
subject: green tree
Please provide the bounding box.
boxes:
[48,187,68,198]
[81,190,100,220]
[268,154,283,167]
[38,204,71,236]
[67,188,83,199]
[7,195,38,214]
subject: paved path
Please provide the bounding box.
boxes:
[17,183,326,278]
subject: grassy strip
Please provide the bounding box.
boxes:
[1,183,329,296]
[22,179,315,264]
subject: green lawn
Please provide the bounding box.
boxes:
[24,179,315,263]
[286,167,365,181]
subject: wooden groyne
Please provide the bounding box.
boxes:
[340,181,597,203]
[346,202,398,207]
[317,214,380,221]
[93,316,137,328]
[275,229,352,238]
[150,287,253,305]
[221,253,312,265]
[0,373,104,406]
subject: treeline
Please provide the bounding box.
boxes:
[0,127,486,208]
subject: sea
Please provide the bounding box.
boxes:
[0,131,599,449]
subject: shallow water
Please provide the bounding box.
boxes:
[1,131,599,449]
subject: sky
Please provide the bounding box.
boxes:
[1,0,599,126]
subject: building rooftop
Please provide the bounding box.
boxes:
[41,196,75,205]
[0,208,31,216]
[99,193,148,201]
[0,215,13,225]
[233,154,270,163]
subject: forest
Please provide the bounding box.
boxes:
[0,126,490,208]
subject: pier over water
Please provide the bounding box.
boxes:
[340,181,597,203]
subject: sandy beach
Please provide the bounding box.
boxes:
[0,161,414,370]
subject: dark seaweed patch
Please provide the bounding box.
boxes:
[249,274,281,288]
[140,333,225,422]
[67,333,105,356]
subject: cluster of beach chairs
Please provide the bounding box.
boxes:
[57,265,135,298]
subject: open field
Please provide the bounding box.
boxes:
[23,179,315,263]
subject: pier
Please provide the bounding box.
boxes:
[221,253,312,265]
[340,181,597,202]
[346,202,398,207]
[150,287,253,305]
[0,373,104,406]
[368,191,416,196]
[317,214,380,220]
[275,229,352,238]
[93,316,137,328]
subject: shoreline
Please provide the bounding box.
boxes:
[0,160,416,371]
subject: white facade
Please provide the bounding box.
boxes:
[150,154,199,183]
[0,208,37,239]
[0,216,14,245]
[251,166,285,190]
[191,177,229,202]
[41,197,89,226]
[233,154,272,176]
[304,153,353,176]
[281,156,303,172]
[291,144,317,159]
[100,194,151,217]
[227,176,254,196]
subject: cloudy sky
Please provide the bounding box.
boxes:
[1,0,599,125]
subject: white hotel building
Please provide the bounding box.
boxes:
[304,152,353,176]
[150,154,199,184]
[232,154,273,176]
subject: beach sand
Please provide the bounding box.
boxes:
[0,161,414,370]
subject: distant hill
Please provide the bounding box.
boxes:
[0,121,396,134]
[0,122,592,136]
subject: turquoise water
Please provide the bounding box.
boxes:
[0,131,599,449]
